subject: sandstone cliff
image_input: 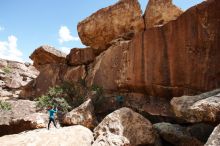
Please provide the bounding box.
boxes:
[87,0,220,98]
[1,1,219,145]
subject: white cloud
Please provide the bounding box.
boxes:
[0,26,4,32]
[58,26,80,44]
[0,35,23,62]
[60,47,71,54]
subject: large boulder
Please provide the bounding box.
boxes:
[144,0,183,28]
[22,113,48,128]
[154,123,204,146]
[92,133,130,146]
[171,89,220,123]
[20,64,86,99]
[205,124,220,146]
[77,0,144,50]
[0,125,93,146]
[86,0,220,98]
[186,123,214,143]
[63,99,97,129]
[66,47,95,66]
[30,45,66,69]
[93,107,156,146]
[0,100,47,136]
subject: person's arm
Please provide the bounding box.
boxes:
[54,107,58,112]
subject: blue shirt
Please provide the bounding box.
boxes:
[48,109,57,119]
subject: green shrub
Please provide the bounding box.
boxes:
[0,101,12,111]
[2,66,12,74]
[36,81,89,112]
[59,81,88,108]
[91,84,103,96]
[36,82,106,113]
[48,86,63,97]
[91,84,106,107]
[36,86,71,112]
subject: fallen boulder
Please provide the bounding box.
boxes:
[154,122,204,146]
[0,125,93,146]
[171,89,220,123]
[205,124,220,146]
[187,123,214,143]
[0,100,47,136]
[63,99,97,129]
[93,107,156,146]
[92,133,130,146]
[30,45,66,69]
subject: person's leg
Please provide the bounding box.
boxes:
[48,118,52,130]
[52,118,57,128]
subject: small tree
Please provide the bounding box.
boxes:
[36,81,89,112]
[36,86,71,112]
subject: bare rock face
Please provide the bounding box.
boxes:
[93,107,156,146]
[171,89,220,123]
[22,113,48,128]
[0,125,94,146]
[77,0,144,50]
[86,40,131,91]
[154,122,203,146]
[20,64,63,99]
[0,59,39,98]
[87,0,220,98]
[20,45,86,99]
[66,47,95,66]
[144,0,183,28]
[20,64,86,99]
[63,99,97,129]
[63,65,86,83]
[205,124,220,146]
[30,45,66,69]
[0,100,47,136]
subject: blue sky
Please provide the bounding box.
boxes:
[0,0,204,62]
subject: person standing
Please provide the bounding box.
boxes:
[48,106,57,130]
[116,95,124,107]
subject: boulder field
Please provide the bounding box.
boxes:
[1,0,220,146]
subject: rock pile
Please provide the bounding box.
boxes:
[0,59,39,99]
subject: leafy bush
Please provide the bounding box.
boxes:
[36,86,71,112]
[2,66,12,74]
[0,101,12,111]
[36,81,106,113]
[36,81,89,112]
